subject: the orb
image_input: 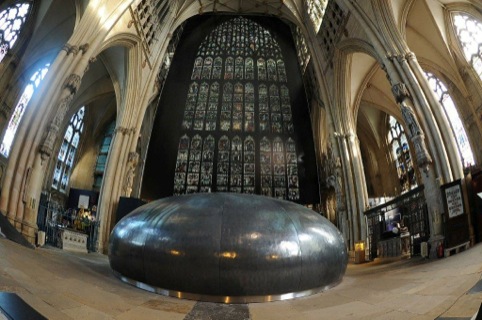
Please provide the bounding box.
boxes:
[108,193,348,303]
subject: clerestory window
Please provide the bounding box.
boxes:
[0,3,31,63]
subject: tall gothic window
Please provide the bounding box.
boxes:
[306,0,328,33]
[424,71,475,168]
[453,13,482,80]
[52,107,85,193]
[93,121,115,191]
[0,63,49,157]
[388,116,416,193]
[173,17,300,201]
[0,3,30,63]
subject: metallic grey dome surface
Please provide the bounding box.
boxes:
[108,193,348,302]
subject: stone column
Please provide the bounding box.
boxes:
[391,83,444,256]
[402,52,463,179]
[20,71,84,243]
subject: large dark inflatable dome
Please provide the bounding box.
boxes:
[108,193,348,303]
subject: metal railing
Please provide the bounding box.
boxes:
[364,186,429,260]
[37,201,99,252]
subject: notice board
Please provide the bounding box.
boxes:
[441,179,469,248]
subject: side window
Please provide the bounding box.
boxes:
[52,107,85,192]
[424,71,475,168]
[0,63,49,157]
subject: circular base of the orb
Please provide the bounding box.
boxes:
[113,271,340,303]
[108,193,348,302]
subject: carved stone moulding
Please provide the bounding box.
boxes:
[108,193,348,303]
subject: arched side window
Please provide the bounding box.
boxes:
[93,121,115,191]
[424,71,475,168]
[173,17,300,201]
[388,116,416,193]
[52,107,85,193]
[0,3,31,63]
[452,13,482,80]
[0,63,49,157]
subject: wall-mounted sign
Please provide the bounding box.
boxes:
[444,183,464,218]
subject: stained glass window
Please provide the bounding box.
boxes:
[0,3,30,64]
[388,116,416,193]
[453,13,482,80]
[424,71,475,168]
[93,121,115,190]
[173,17,300,201]
[52,107,85,192]
[1,64,49,157]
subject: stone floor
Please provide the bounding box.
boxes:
[0,237,481,320]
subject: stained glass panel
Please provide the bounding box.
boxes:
[217,136,230,191]
[257,58,266,81]
[260,137,272,196]
[230,136,243,192]
[213,57,223,79]
[235,57,244,80]
[245,58,254,80]
[192,57,203,80]
[267,59,277,81]
[201,57,213,79]
[225,57,234,80]
[277,60,287,82]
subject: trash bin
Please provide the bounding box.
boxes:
[354,241,365,264]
